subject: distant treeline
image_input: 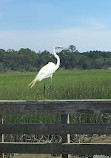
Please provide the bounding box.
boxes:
[0,45,111,71]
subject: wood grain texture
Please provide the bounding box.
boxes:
[0,143,111,155]
[61,114,70,158]
[62,143,111,155]
[0,99,111,115]
[0,100,111,156]
[0,123,111,134]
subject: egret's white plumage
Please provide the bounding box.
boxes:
[29,46,66,88]
[36,62,56,81]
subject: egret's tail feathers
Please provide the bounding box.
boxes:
[28,77,38,88]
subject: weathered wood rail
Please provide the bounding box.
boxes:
[0,99,111,158]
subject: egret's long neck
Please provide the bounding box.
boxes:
[53,48,60,71]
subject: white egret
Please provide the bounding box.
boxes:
[29,46,67,98]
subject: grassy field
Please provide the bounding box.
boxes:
[1,69,111,124]
[0,69,111,100]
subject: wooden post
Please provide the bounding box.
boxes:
[0,116,4,158]
[61,114,70,158]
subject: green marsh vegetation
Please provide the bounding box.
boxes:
[0,69,111,100]
[1,69,111,124]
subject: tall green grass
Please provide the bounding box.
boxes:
[1,70,111,124]
[0,69,111,100]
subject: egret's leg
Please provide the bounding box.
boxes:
[44,79,46,99]
[50,77,54,100]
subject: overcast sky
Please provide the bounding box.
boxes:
[0,0,111,52]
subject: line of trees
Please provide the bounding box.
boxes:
[0,45,111,72]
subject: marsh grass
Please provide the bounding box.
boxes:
[0,69,111,100]
[1,69,111,124]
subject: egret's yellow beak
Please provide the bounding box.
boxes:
[57,46,67,49]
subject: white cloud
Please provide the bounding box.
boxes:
[0,27,111,52]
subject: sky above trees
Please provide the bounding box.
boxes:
[0,0,111,52]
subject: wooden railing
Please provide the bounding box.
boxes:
[0,99,111,158]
